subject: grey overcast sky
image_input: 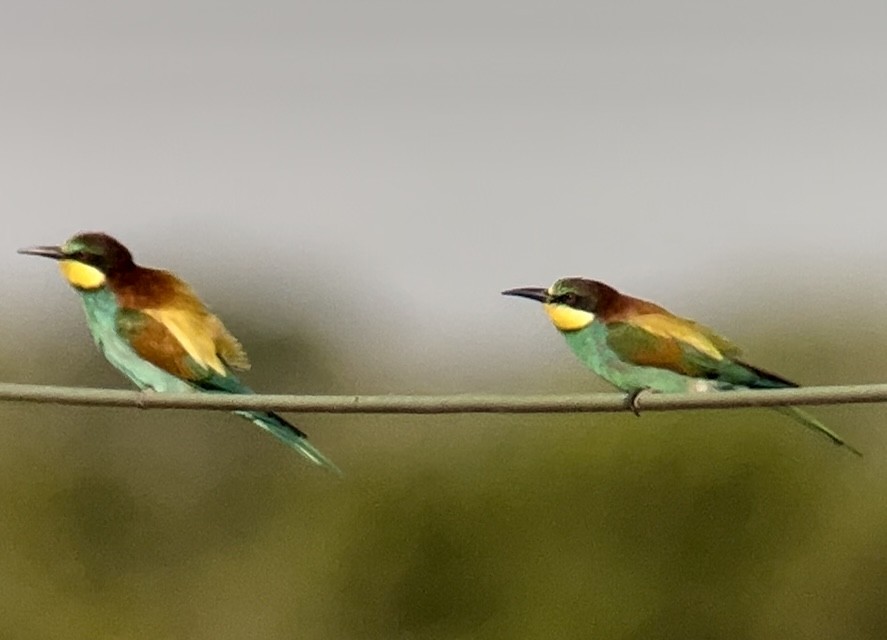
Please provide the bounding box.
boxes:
[3,0,886,372]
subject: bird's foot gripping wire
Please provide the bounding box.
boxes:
[136,388,156,409]
[625,388,652,417]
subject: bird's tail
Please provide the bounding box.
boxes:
[771,406,862,457]
[235,410,342,475]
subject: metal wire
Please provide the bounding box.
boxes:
[0,382,885,414]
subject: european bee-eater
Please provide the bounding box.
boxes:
[503,277,861,456]
[19,232,340,473]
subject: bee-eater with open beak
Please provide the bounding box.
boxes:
[20,232,340,473]
[503,277,861,456]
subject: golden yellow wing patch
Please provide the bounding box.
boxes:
[628,313,740,361]
[144,308,250,375]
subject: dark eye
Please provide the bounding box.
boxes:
[69,250,96,265]
[559,293,577,306]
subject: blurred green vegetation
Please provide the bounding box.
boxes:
[0,293,885,640]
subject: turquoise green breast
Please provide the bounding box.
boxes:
[561,321,717,393]
[77,287,193,393]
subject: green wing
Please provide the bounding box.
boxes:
[606,314,794,388]
[605,320,726,378]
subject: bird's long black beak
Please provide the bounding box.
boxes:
[18,245,65,260]
[501,287,549,303]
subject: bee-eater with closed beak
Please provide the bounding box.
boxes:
[503,277,861,456]
[20,232,340,473]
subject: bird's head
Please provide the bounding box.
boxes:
[18,232,134,290]
[502,277,614,331]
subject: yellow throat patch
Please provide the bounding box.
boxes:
[59,260,106,290]
[543,303,595,331]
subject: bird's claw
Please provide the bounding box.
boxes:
[626,388,650,417]
[136,388,155,409]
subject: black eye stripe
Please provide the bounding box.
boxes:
[68,250,98,265]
